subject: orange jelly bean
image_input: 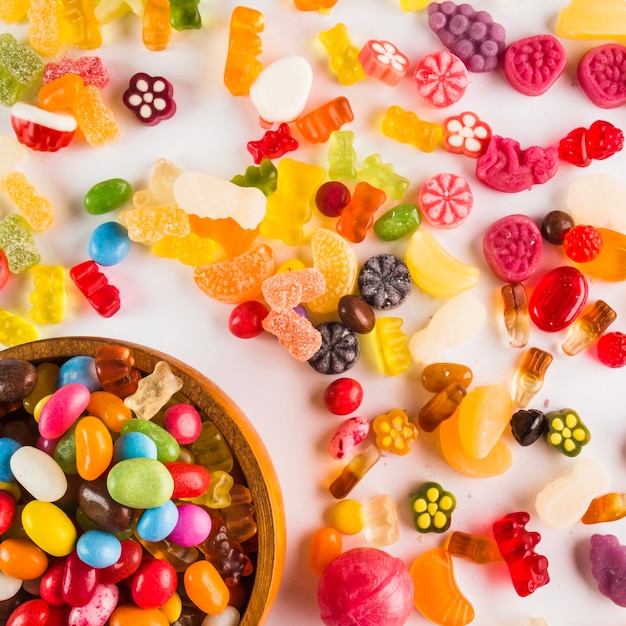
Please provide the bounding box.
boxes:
[309,527,342,576]
[109,604,169,626]
[0,537,49,579]
[183,560,230,615]
[87,390,133,433]
[75,415,114,481]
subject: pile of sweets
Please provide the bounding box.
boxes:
[1,0,626,625]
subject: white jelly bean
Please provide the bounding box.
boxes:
[0,570,22,601]
[200,606,241,626]
[535,456,611,529]
[328,416,370,460]
[172,171,266,230]
[249,56,313,124]
[9,445,67,502]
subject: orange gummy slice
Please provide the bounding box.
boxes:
[410,547,474,626]
[189,215,259,259]
[307,227,357,314]
[193,243,276,304]
[438,407,512,478]
[457,384,512,459]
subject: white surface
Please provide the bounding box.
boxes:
[2,2,626,625]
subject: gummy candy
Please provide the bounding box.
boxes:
[169,0,201,30]
[544,408,590,457]
[10,102,77,153]
[0,33,44,107]
[0,214,41,273]
[381,104,442,153]
[413,50,468,107]
[409,482,456,533]
[0,171,53,231]
[336,181,386,244]
[577,43,626,109]
[42,56,110,88]
[358,154,409,200]
[563,225,603,262]
[295,96,354,143]
[442,111,491,157]
[122,73,176,126]
[589,534,626,607]
[556,0,626,40]
[327,129,357,180]
[368,318,411,376]
[511,347,552,408]
[118,204,189,243]
[247,123,298,164]
[358,40,409,86]
[558,120,624,167]
[142,0,171,51]
[318,23,365,87]
[597,331,626,368]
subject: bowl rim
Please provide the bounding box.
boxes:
[0,336,286,626]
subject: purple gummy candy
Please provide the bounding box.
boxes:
[589,534,626,607]
[577,43,626,109]
[475,135,559,193]
[482,214,542,283]
[427,1,505,72]
[503,35,566,96]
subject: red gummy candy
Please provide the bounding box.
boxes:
[563,225,603,262]
[482,214,543,282]
[247,123,299,164]
[502,34,566,96]
[597,332,626,368]
[10,102,77,152]
[558,120,624,167]
[419,172,473,229]
[578,43,626,109]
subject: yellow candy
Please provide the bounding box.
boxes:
[29,264,66,324]
[0,172,53,232]
[27,0,65,57]
[367,316,410,376]
[151,231,215,266]
[556,0,626,40]
[399,0,429,10]
[22,500,77,556]
[277,258,306,273]
[318,23,365,86]
[71,85,120,147]
[0,0,29,23]
[0,480,21,502]
[159,591,182,623]
[405,230,480,299]
[0,308,38,348]
[329,499,364,535]
[119,205,190,244]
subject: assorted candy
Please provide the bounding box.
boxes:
[1,0,626,625]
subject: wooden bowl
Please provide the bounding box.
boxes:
[0,336,286,625]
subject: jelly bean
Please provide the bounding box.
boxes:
[0,537,48,579]
[109,604,169,626]
[39,557,65,606]
[121,417,180,463]
[373,203,421,241]
[6,598,49,626]
[159,591,182,623]
[0,489,16,534]
[10,445,67,502]
[107,457,174,508]
[131,557,177,608]
[164,461,210,499]
[89,222,131,266]
[38,382,91,440]
[68,582,119,626]
[75,416,113,481]
[168,503,211,547]
[62,549,99,607]
[113,431,158,462]
[336,295,374,336]
[84,178,133,215]
[184,560,230,615]
[99,538,142,585]
[359,39,409,86]
[0,438,20,482]
[22,500,77,556]
[53,423,78,474]
[328,416,369,460]
[78,478,134,534]
[0,570,22,601]
[0,358,37,403]
[248,56,313,124]
[136,500,179,542]
[529,266,588,332]
[310,528,343,576]
[227,300,269,340]
[76,529,121,569]
[58,356,100,390]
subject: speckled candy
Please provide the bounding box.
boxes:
[0,358,38,402]
[68,582,119,626]
[106,457,174,508]
[328,417,370,460]
[308,322,360,375]
[358,254,412,310]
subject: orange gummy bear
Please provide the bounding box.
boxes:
[188,215,259,258]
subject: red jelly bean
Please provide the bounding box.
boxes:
[0,489,16,534]
[130,558,177,609]
[6,598,50,626]
[597,332,626,368]
[323,378,363,415]
[62,550,99,607]
[563,225,603,262]
[228,300,269,339]
[99,538,143,585]
[529,266,588,332]
[39,558,66,606]
[163,462,211,499]
[162,403,202,444]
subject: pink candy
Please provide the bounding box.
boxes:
[168,503,211,547]
[37,383,91,440]
[413,50,468,108]
[328,416,369,460]
[418,172,473,228]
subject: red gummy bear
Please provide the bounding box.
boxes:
[247,123,299,164]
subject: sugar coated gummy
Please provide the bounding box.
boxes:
[577,43,626,109]
[590,534,626,607]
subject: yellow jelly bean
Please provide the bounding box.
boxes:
[109,604,169,626]
[0,481,20,502]
[184,560,230,615]
[329,499,364,535]
[22,500,77,556]
[75,415,113,481]
[160,591,182,623]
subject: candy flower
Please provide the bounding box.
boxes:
[358,40,409,86]
[544,408,590,457]
[122,72,176,126]
[409,481,456,533]
[443,111,492,158]
[372,408,418,455]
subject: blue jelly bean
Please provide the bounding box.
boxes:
[58,356,100,391]
[88,222,131,266]
[113,431,158,463]
[0,438,21,482]
[76,529,122,568]
[136,499,179,542]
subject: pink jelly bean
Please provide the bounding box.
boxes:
[68,583,119,626]
[168,503,212,547]
[413,51,468,108]
[0,489,16,535]
[418,172,473,228]
[318,547,414,626]
[162,403,202,444]
[328,416,370,460]
[38,383,91,440]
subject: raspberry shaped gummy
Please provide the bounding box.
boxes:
[563,225,603,263]
[597,332,626,368]
[427,1,506,73]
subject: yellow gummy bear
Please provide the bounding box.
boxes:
[556,0,626,40]
[0,172,53,232]
[151,232,215,266]
[318,23,365,86]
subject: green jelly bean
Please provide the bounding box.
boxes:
[373,203,422,241]
[53,421,78,474]
[107,457,174,508]
[121,419,180,462]
[84,178,133,215]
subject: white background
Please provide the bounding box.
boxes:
[2,1,626,624]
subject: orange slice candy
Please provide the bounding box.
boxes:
[307,227,357,314]
[193,243,276,304]
[438,406,512,478]
[410,547,474,626]
[188,215,259,258]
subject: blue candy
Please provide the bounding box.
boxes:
[58,356,100,391]
[0,438,21,482]
[89,222,131,266]
[113,431,158,462]
[136,499,179,542]
[76,529,122,568]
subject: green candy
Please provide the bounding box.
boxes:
[358,154,410,200]
[169,0,201,30]
[0,214,41,273]
[121,418,180,462]
[231,159,277,197]
[373,203,422,241]
[53,422,78,475]
[0,34,44,107]
[84,178,133,215]
[107,457,174,508]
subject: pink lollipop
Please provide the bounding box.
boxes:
[414,51,468,108]
[419,172,473,228]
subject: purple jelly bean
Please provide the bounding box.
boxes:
[38,383,91,440]
[589,534,626,607]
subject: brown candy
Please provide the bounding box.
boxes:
[0,358,38,403]
[421,362,473,393]
[338,294,375,334]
